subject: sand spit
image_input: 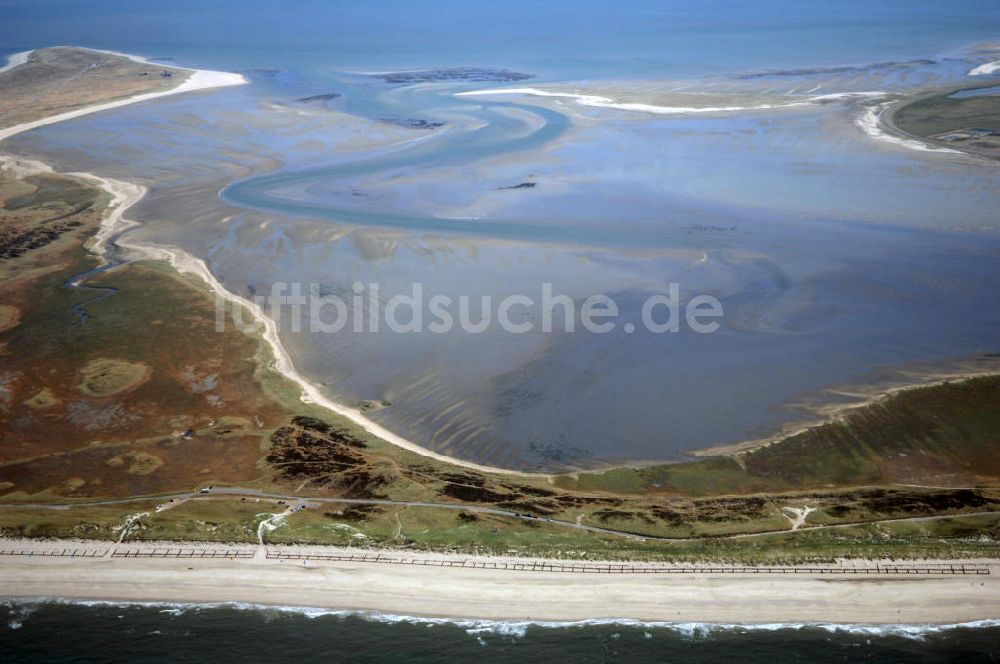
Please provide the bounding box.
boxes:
[855,100,961,155]
[690,357,1000,459]
[968,60,1000,76]
[0,48,247,144]
[456,86,886,115]
[458,86,966,157]
[0,46,989,478]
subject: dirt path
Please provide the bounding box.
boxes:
[4,486,999,544]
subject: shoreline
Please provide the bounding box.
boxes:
[456,87,887,115]
[0,539,997,624]
[0,47,248,143]
[689,360,1000,458]
[1,46,996,480]
[854,98,962,155]
[457,84,983,159]
[969,60,1000,76]
[0,47,539,479]
[878,82,1000,162]
[0,50,30,75]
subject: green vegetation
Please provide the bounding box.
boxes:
[0,501,160,540]
[891,84,1000,159]
[560,375,1000,497]
[2,497,996,564]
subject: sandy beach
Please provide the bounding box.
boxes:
[0,539,997,624]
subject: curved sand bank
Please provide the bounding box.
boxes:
[969,60,1000,76]
[0,539,997,624]
[854,100,962,155]
[457,86,886,115]
[109,225,542,478]
[80,171,543,477]
[457,86,970,157]
[0,48,247,143]
[0,47,538,478]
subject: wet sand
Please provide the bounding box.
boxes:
[0,47,536,477]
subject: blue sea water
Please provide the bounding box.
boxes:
[2,602,1000,663]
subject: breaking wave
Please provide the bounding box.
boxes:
[3,599,998,642]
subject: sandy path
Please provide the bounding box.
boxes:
[781,506,816,531]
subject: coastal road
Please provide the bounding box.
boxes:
[3,487,999,544]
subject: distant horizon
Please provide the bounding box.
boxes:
[3,0,1000,79]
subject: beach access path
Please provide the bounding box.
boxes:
[6,486,1000,543]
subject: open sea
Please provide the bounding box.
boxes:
[2,0,1000,657]
[2,601,1000,663]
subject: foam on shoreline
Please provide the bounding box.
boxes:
[4,598,1000,638]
